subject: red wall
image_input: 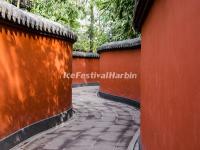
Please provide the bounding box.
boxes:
[99,49,140,101]
[72,58,99,84]
[141,0,200,149]
[0,24,72,139]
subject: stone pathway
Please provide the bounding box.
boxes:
[13,86,140,150]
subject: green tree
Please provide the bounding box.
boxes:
[30,0,84,29]
[89,0,95,51]
[5,0,138,51]
[96,0,138,41]
[6,0,32,10]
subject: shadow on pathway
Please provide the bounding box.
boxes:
[12,86,140,150]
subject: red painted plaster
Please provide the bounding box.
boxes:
[99,49,140,101]
[141,0,200,149]
[0,24,72,139]
[72,58,99,84]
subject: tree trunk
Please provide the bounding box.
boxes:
[17,0,21,8]
[89,0,94,51]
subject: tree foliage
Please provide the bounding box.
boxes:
[30,0,85,29]
[96,0,138,41]
[6,0,138,51]
[6,0,32,10]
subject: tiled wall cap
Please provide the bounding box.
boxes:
[0,1,77,42]
[97,38,141,53]
[73,51,99,58]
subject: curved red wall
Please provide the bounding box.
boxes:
[99,49,140,101]
[141,0,200,149]
[72,57,99,84]
[0,24,72,139]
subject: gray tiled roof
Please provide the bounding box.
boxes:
[0,1,77,42]
[73,51,99,58]
[97,38,141,53]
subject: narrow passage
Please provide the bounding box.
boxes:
[13,86,140,150]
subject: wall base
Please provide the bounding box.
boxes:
[98,91,140,108]
[0,108,73,150]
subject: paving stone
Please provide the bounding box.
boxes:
[115,146,128,150]
[107,125,128,132]
[63,145,93,150]
[117,136,133,146]
[43,135,69,149]
[81,128,106,136]
[93,141,116,150]
[98,132,122,141]
[94,122,114,128]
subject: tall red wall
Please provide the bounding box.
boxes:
[0,24,72,139]
[99,49,140,101]
[72,58,99,84]
[141,0,200,149]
